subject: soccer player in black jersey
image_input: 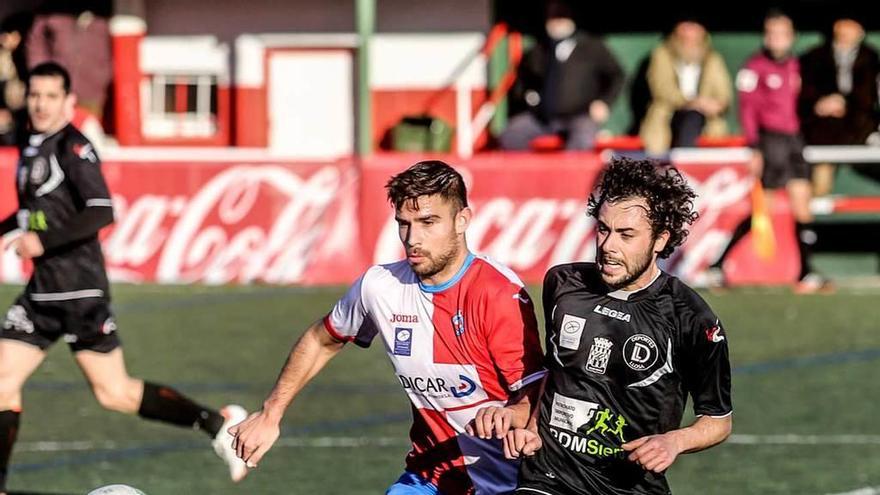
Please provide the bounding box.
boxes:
[0,63,248,493]
[474,158,732,494]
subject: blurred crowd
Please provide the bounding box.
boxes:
[1,1,878,174]
[504,3,879,159]
[1,2,111,146]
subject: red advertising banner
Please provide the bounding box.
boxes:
[0,148,799,286]
[360,153,800,286]
[0,151,364,285]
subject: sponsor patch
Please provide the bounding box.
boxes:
[705,322,725,343]
[3,305,35,334]
[390,314,419,324]
[585,337,613,374]
[559,314,586,350]
[593,304,631,322]
[102,317,118,335]
[452,310,466,336]
[396,364,488,409]
[393,327,412,356]
[549,392,599,431]
[623,334,658,371]
[30,157,48,184]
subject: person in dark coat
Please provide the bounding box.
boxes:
[500,1,624,150]
[798,14,880,195]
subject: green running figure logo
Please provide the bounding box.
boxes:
[585,408,627,443]
[28,210,48,231]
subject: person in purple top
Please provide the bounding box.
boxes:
[707,9,830,293]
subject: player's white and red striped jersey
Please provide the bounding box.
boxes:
[324,252,546,494]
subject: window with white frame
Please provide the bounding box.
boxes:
[141,74,218,138]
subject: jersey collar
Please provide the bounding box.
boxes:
[28,124,70,147]
[606,268,663,301]
[419,252,475,293]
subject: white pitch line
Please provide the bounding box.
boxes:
[826,487,880,495]
[16,440,121,452]
[14,434,880,453]
[727,434,880,445]
[274,436,408,448]
[13,437,410,453]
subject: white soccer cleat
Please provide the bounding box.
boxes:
[213,404,249,483]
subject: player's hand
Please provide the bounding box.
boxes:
[466,406,516,440]
[622,433,682,473]
[229,409,281,468]
[9,232,44,259]
[503,428,542,459]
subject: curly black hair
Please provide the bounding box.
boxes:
[587,157,698,259]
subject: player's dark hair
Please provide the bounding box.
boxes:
[545,0,574,20]
[386,161,468,212]
[28,61,71,94]
[587,158,698,259]
[764,8,791,24]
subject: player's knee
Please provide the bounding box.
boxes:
[93,382,139,413]
[0,379,23,410]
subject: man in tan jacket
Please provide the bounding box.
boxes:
[640,20,732,155]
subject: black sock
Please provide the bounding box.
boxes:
[0,410,20,492]
[796,222,818,280]
[712,215,753,268]
[138,382,224,438]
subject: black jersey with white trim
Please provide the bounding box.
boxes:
[520,263,731,495]
[11,124,114,296]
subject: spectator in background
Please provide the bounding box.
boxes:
[708,10,829,293]
[0,12,30,146]
[640,19,732,155]
[27,1,112,120]
[500,1,624,151]
[798,14,880,196]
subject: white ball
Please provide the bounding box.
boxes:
[87,485,147,495]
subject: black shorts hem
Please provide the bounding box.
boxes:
[2,294,121,354]
[69,336,122,354]
[0,332,52,351]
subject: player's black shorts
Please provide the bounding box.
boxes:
[1,293,120,353]
[758,130,810,189]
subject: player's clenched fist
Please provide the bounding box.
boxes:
[7,232,44,259]
[622,434,682,473]
[466,406,515,440]
[503,428,542,459]
[229,410,281,468]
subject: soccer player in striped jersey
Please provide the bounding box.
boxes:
[231,161,546,494]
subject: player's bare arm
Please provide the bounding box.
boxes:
[499,376,545,459]
[623,414,732,473]
[229,320,345,467]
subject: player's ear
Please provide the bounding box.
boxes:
[456,206,472,234]
[64,93,77,120]
[653,230,670,256]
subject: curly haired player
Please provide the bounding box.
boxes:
[474,158,732,495]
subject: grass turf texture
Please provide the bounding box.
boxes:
[0,284,877,495]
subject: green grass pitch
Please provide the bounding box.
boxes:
[1,283,877,494]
